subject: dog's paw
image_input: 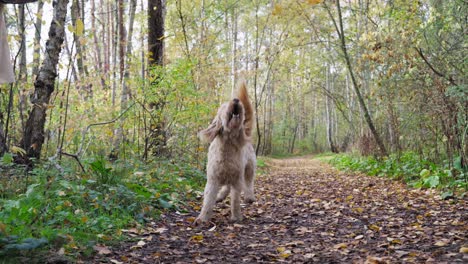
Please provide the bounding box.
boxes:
[194,216,209,226]
[230,215,243,222]
[244,196,256,204]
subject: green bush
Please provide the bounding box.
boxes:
[330,152,467,193]
[0,158,205,260]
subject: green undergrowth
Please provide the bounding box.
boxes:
[329,152,467,198]
[0,157,205,261]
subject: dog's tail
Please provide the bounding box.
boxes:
[238,81,255,137]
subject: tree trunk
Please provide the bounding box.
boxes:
[17,4,27,82]
[148,0,165,66]
[111,1,117,106]
[146,0,166,159]
[32,0,44,78]
[21,0,69,159]
[230,6,237,95]
[118,0,126,81]
[253,3,261,155]
[122,0,137,105]
[91,0,107,89]
[110,0,137,160]
[326,66,338,153]
[326,0,387,156]
[71,0,86,78]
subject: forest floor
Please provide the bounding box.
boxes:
[91,156,467,263]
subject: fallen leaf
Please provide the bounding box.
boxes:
[334,243,347,250]
[460,246,468,253]
[154,227,168,234]
[355,235,364,240]
[434,240,448,247]
[387,237,402,244]
[354,207,364,213]
[190,234,204,243]
[93,245,111,255]
[277,247,291,258]
[195,257,207,263]
[365,256,387,264]
[130,240,146,249]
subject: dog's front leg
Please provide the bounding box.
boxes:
[230,185,242,222]
[216,185,230,203]
[195,180,220,224]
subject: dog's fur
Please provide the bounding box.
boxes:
[195,82,256,223]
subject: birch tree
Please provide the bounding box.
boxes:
[21,0,69,159]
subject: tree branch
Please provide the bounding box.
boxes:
[414,47,457,86]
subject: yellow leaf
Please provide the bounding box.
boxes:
[354,207,364,213]
[81,216,88,223]
[345,195,353,201]
[190,235,203,243]
[459,246,468,254]
[308,0,323,5]
[369,224,381,232]
[75,19,84,36]
[333,243,347,249]
[387,238,402,244]
[67,23,74,33]
[272,4,283,16]
[277,246,286,253]
[11,146,27,155]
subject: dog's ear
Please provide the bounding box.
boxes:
[198,118,223,143]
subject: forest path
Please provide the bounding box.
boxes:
[94,156,467,263]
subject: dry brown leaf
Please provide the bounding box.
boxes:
[93,245,111,255]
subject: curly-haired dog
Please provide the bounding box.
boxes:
[195,82,256,224]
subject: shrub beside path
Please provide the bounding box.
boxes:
[93,156,467,263]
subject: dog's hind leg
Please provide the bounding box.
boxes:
[243,163,256,204]
[230,184,243,221]
[196,180,220,224]
[216,185,230,203]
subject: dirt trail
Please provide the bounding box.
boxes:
[94,157,467,263]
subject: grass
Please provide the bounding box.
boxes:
[328,152,467,198]
[0,157,205,261]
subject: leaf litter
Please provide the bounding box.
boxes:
[90,157,467,263]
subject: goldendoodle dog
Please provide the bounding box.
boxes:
[195,82,256,224]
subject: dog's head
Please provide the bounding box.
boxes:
[199,98,246,143]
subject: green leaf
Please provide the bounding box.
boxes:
[25,184,40,198]
[441,191,454,200]
[424,175,440,188]
[158,198,172,209]
[67,23,74,33]
[454,156,462,171]
[420,169,430,178]
[75,19,84,36]
[1,153,13,165]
